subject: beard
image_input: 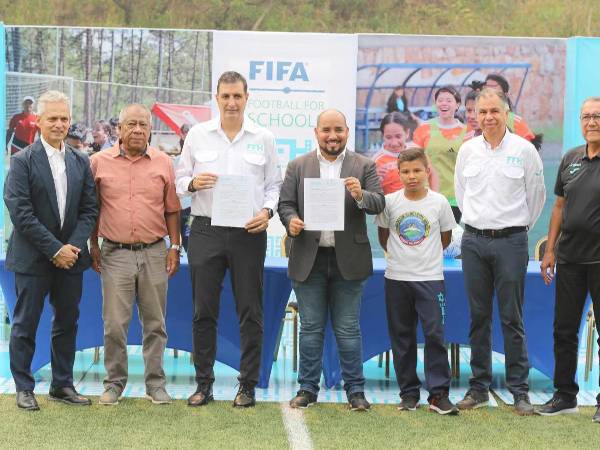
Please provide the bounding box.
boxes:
[319,141,346,158]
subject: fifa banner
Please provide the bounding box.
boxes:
[212,31,358,257]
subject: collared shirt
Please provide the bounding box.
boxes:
[41,135,67,227]
[454,129,546,230]
[554,145,600,263]
[91,144,181,244]
[175,116,282,218]
[317,148,346,247]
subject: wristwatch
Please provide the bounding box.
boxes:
[169,244,182,253]
[263,207,274,219]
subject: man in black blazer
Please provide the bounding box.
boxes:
[278,109,384,411]
[3,90,97,411]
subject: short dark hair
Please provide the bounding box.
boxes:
[434,85,461,104]
[217,71,248,93]
[465,90,478,103]
[485,74,510,93]
[379,112,411,134]
[397,147,428,168]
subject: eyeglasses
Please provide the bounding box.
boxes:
[580,113,600,124]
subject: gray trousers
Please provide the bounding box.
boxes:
[100,240,168,393]
[461,230,530,396]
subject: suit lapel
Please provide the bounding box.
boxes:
[64,147,76,226]
[306,150,321,178]
[340,150,357,178]
[31,142,61,225]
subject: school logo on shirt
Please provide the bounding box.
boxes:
[395,212,430,246]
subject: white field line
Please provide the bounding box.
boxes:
[280,402,314,450]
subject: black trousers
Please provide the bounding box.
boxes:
[554,262,600,403]
[187,216,266,388]
[10,271,83,391]
[385,278,450,400]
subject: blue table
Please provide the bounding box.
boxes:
[1,256,585,390]
[321,259,584,388]
[0,257,292,389]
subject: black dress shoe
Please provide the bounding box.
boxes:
[16,390,39,411]
[48,386,91,406]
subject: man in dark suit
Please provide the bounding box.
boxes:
[3,90,98,411]
[278,109,384,411]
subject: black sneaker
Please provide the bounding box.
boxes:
[535,395,578,416]
[348,392,370,411]
[290,390,317,409]
[429,394,459,415]
[593,405,600,423]
[233,384,256,408]
[457,389,489,410]
[397,396,419,411]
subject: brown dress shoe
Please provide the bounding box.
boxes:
[233,385,256,408]
[187,384,213,407]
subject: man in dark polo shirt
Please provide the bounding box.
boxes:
[537,97,600,423]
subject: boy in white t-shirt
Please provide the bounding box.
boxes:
[376,148,458,415]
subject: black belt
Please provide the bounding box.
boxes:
[192,215,212,226]
[104,238,163,250]
[317,246,335,254]
[464,224,527,238]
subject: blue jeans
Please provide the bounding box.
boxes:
[292,248,367,396]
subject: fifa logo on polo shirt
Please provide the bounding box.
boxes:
[506,156,523,166]
[247,143,265,155]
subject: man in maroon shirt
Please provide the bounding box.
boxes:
[6,96,38,154]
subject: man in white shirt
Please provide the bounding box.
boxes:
[4,90,98,410]
[176,71,282,408]
[454,88,546,415]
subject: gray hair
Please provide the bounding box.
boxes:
[118,103,151,123]
[475,87,510,112]
[37,90,70,115]
[581,96,600,114]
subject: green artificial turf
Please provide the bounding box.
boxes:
[3,394,600,449]
[0,396,288,450]
[303,401,600,450]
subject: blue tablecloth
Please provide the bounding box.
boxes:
[1,257,585,390]
[321,259,587,388]
[0,257,292,389]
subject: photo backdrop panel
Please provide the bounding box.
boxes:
[357,34,567,258]
[564,37,600,151]
[213,31,358,257]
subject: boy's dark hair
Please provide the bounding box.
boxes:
[397,147,428,168]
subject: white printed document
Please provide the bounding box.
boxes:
[303,178,345,231]
[211,175,253,228]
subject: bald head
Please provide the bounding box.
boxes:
[316,109,348,128]
[314,108,349,161]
